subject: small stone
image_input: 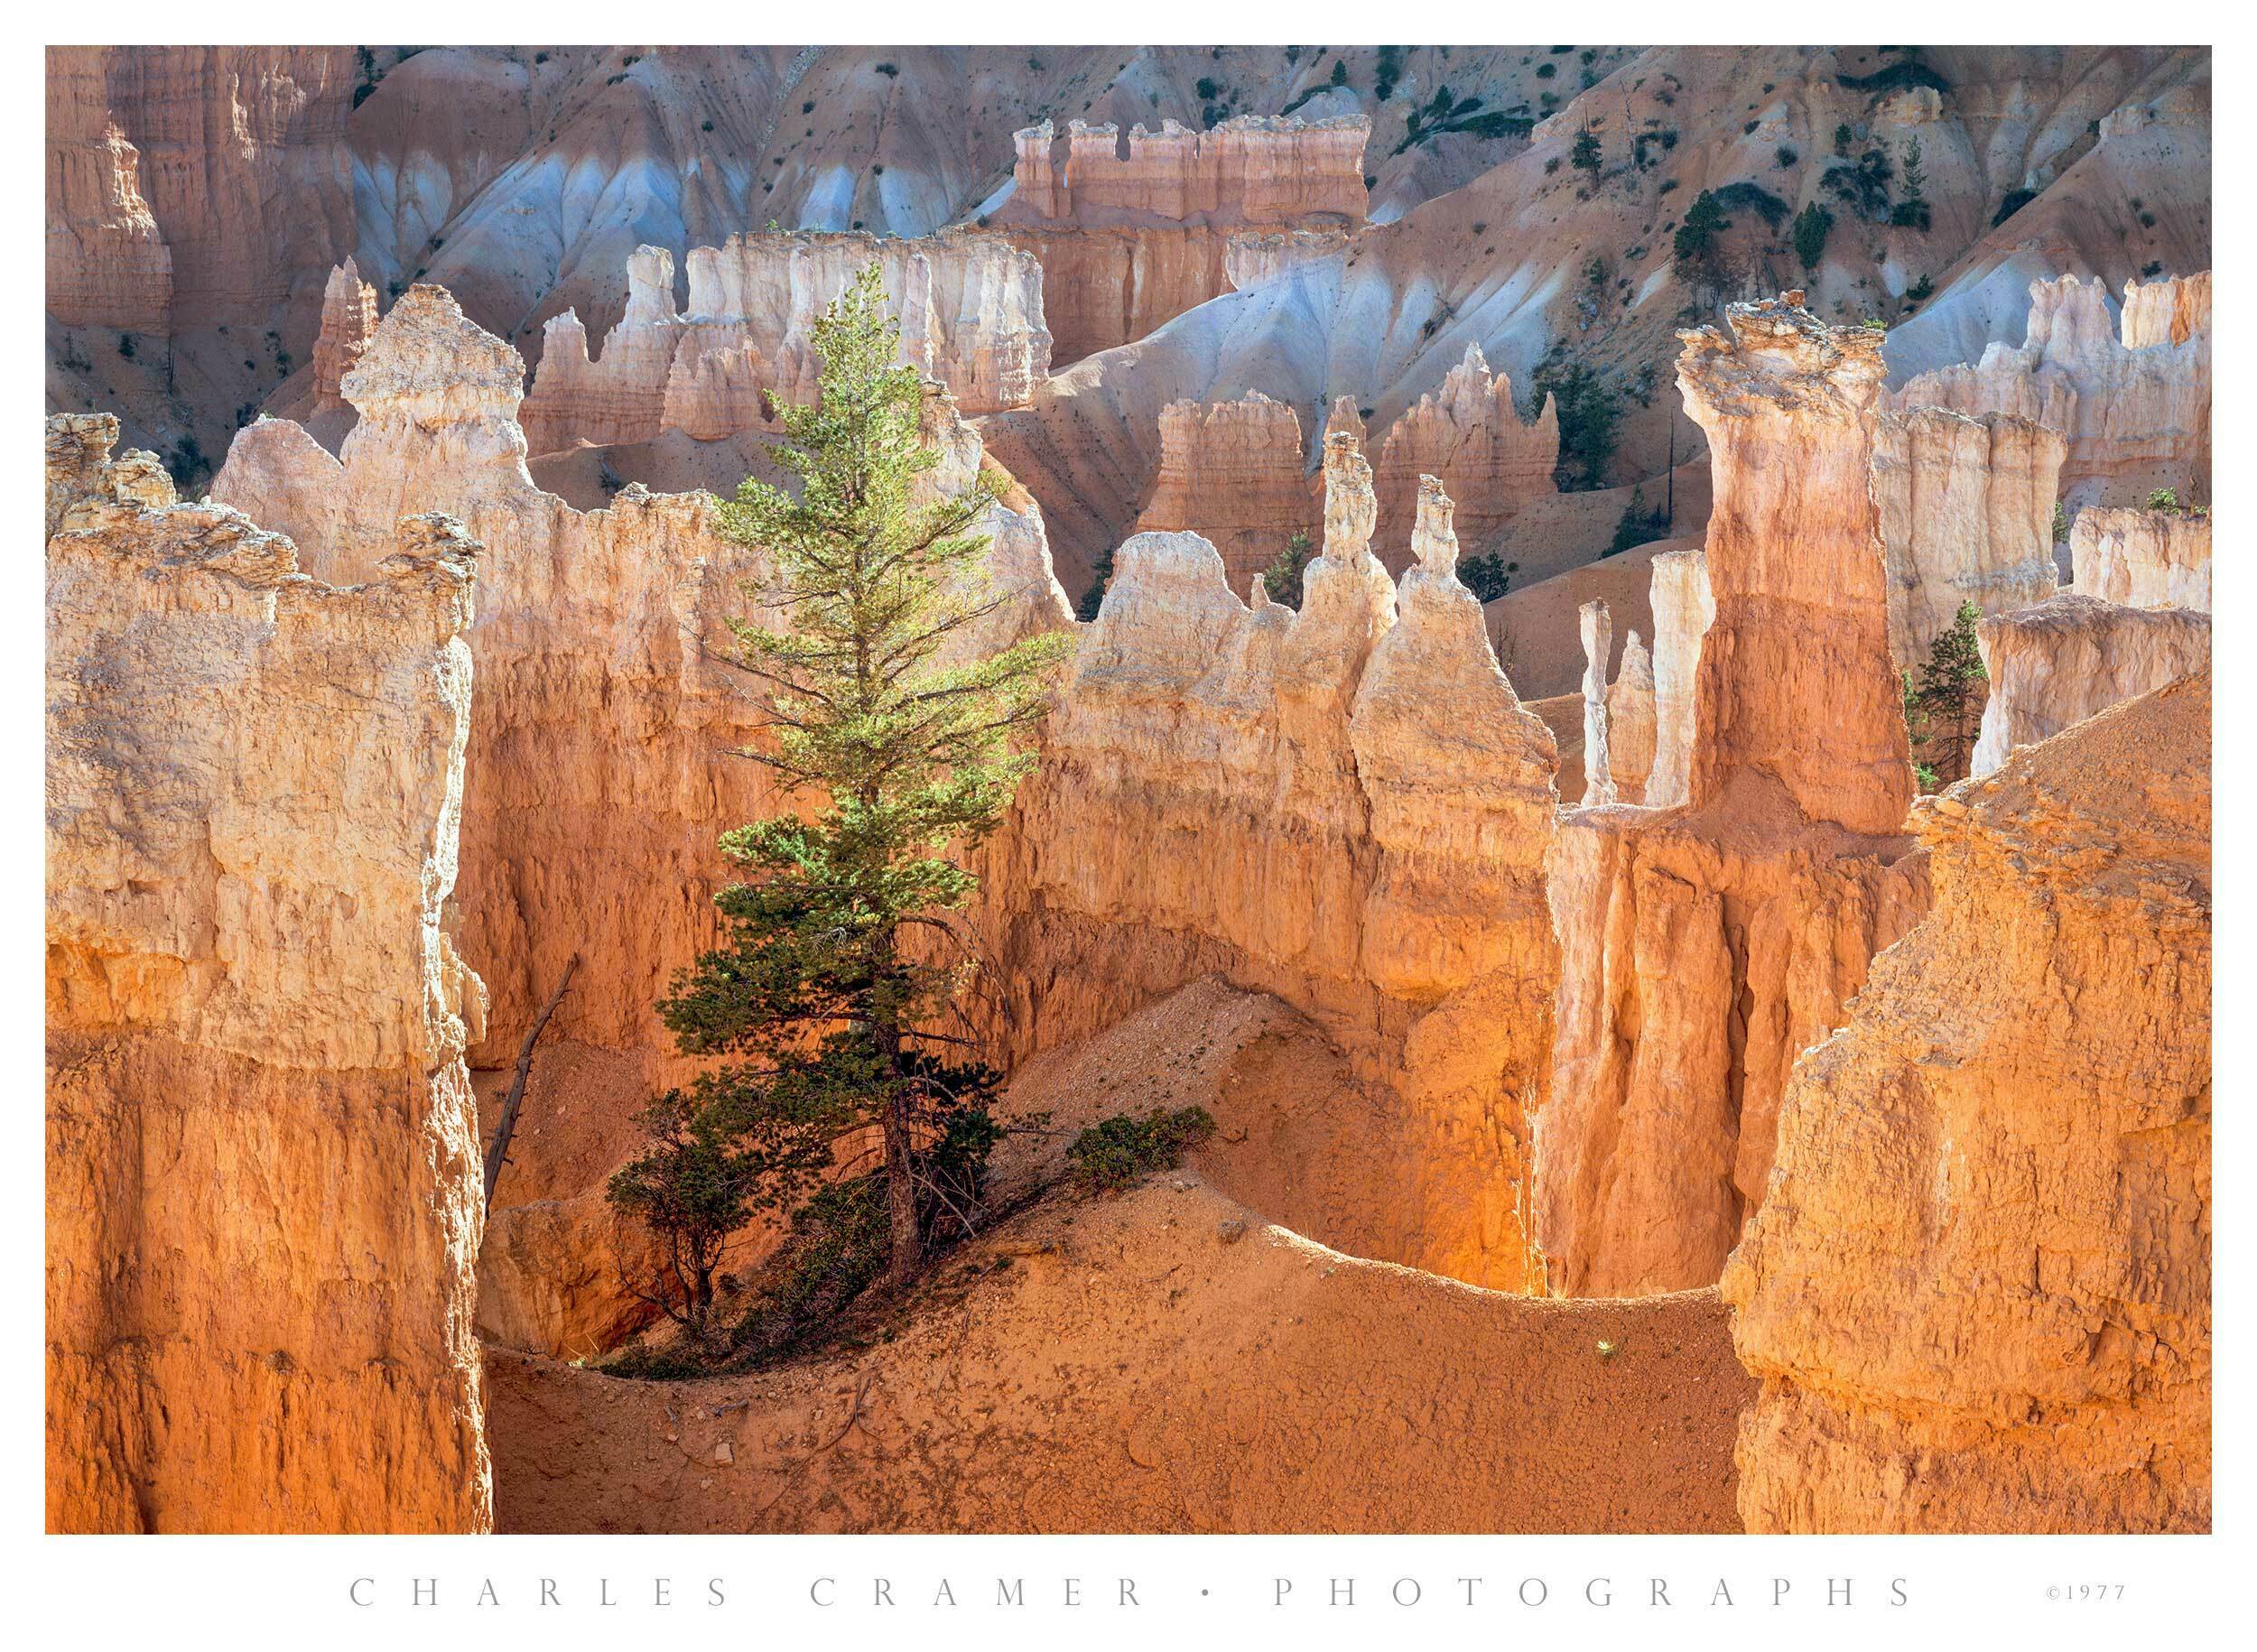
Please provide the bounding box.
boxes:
[711,1439,734,1465]
[1217,1219,1247,1244]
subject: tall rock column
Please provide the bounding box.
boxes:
[1606,630,1658,805]
[1727,672,2210,1532]
[46,415,490,1532]
[1578,599,1616,806]
[1643,546,1714,810]
[1537,296,1927,1297]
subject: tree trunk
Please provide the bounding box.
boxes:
[873,932,922,1291]
[482,952,580,1211]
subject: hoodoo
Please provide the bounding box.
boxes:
[1537,295,1928,1297]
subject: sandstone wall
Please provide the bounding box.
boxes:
[1726,672,2210,1532]
[2071,504,2212,611]
[1890,272,2211,510]
[519,230,1050,454]
[1008,114,1370,227]
[45,46,356,331]
[997,115,1369,362]
[1130,391,1315,589]
[971,446,1561,1290]
[46,413,490,1532]
[1537,297,1927,1298]
[1872,405,2065,666]
[1971,593,2211,778]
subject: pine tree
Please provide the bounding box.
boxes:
[1261,529,1314,608]
[1571,123,1602,181]
[1910,599,1986,786]
[609,264,1069,1339]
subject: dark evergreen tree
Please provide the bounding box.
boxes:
[608,264,1068,1340]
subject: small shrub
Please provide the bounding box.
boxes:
[2142,259,2165,278]
[1536,62,1556,79]
[1833,122,1853,155]
[1905,274,1933,304]
[875,62,898,77]
[2146,487,2182,512]
[701,119,714,132]
[1889,199,1932,231]
[1461,552,1512,603]
[1775,144,1797,168]
[1067,1108,1217,1193]
[1196,77,1219,100]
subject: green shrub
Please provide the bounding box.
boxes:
[1712,180,1789,229]
[1791,201,1834,271]
[1531,356,1621,491]
[1461,552,1512,603]
[1835,60,1950,96]
[1066,1108,1217,1193]
[2146,487,2182,512]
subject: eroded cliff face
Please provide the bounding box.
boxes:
[1725,671,2210,1533]
[45,46,357,333]
[519,231,1051,455]
[46,413,490,1533]
[212,283,1070,1361]
[1872,405,2064,666]
[1890,272,2211,509]
[995,114,1370,362]
[1130,392,1316,588]
[972,449,1560,1289]
[1971,593,2210,779]
[1372,343,1557,568]
[2071,504,2211,611]
[1537,296,1927,1298]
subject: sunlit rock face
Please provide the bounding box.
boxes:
[2071,504,2211,611]
[1727,671,2210,1533]
[1970,593,2210,779]
[1890,272,2210,510]
[1871,404,2064,668]
[968,450,1564,1291]
[518,231,1051,454]
[1606,629,1657,805]
[45,413,490,1532]
[1537,296,1927,1298]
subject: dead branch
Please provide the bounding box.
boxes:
[483,952,581,1212]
